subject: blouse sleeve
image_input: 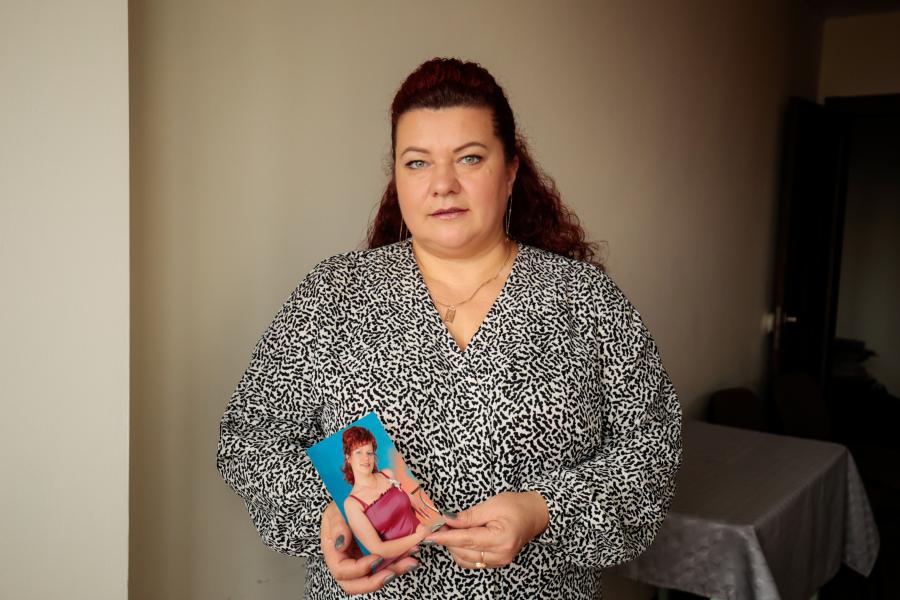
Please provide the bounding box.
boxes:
[216,260,336,558]
[520,270,682,568]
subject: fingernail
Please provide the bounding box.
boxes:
[430,520,446,532]
[334,535,345,551]
[407,563,421,574]
[441,510,458,519]
[370,558,384,573]
[383,573,396,585]
[421,539,437,546]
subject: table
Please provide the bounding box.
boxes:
[610,420,880,600]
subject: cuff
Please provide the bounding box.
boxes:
[519,471,576,548]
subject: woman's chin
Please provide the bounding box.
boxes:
[415,229,495,254]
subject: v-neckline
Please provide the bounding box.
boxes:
[405,239,524,357]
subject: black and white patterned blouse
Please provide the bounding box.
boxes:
[217,239,682,599]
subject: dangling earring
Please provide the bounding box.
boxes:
[504,195,513,237]
[398,217,406,243]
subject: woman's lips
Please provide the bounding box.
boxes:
[431,208,468,219]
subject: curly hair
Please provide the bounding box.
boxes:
[341,426,378,485]
[366,57,602,269]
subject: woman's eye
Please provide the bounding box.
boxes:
[460,155,482,165]
[405,160,426,169]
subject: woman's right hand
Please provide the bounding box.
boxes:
[320,501,420,595]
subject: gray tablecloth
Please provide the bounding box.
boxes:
[610,420,880,600]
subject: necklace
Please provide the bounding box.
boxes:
[413,240,515,324]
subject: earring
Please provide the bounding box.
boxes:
[398,218,406,243]
[505,195,513,236]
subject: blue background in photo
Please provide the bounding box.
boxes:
[306,412,399,556]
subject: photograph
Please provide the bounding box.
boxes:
[307,412,445,564]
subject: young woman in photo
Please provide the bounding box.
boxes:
[340,426,429,562]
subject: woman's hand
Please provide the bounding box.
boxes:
[424,491,549,569]
[320,501,420,594]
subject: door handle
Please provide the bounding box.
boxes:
[769,306,799,351]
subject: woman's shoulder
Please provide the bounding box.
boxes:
[518,243,605,281]
[518,243,636,318]
[308,242,409,285]
[290,242,408,302]
[374,470,404,490]
[344,494,364,512]
[313,242,405,271]
[518,243,616,294]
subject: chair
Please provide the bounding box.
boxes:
[773,372,832,440]
[707,387,769,432]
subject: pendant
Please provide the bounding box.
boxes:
[443,306,457,323]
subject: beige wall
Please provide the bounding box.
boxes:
[129,1,821,598]
[0,2,130,600]
[819,10,900,99]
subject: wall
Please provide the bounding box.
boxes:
[0,2,130,600]
[819,10,900,99]
[128,1,821,598]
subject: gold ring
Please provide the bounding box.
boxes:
[474,551,487,569]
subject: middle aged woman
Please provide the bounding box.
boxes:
[217,57,682,600]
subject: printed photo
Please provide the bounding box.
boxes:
[306,412,445,564]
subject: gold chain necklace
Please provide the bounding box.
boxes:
[413,240,514,324]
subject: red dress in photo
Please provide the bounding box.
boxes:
[348,473,418,541]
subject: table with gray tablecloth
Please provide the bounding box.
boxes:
[610,420,880,600]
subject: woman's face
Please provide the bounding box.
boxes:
[347,443,375,477]
[394,106,518,254]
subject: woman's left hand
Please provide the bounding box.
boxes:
[424,491,549,569]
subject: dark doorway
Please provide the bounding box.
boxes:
[827,95,900,403]
[770,93,900,599]
[819,94,900,600]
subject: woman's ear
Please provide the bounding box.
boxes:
[507,156,519,195]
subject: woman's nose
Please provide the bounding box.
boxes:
[430,162,460,197]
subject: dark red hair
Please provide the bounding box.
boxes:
[341,426,377,485]
[366,57,602,268]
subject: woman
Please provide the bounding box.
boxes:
[217,58,682,599]
[340,426,429,562]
